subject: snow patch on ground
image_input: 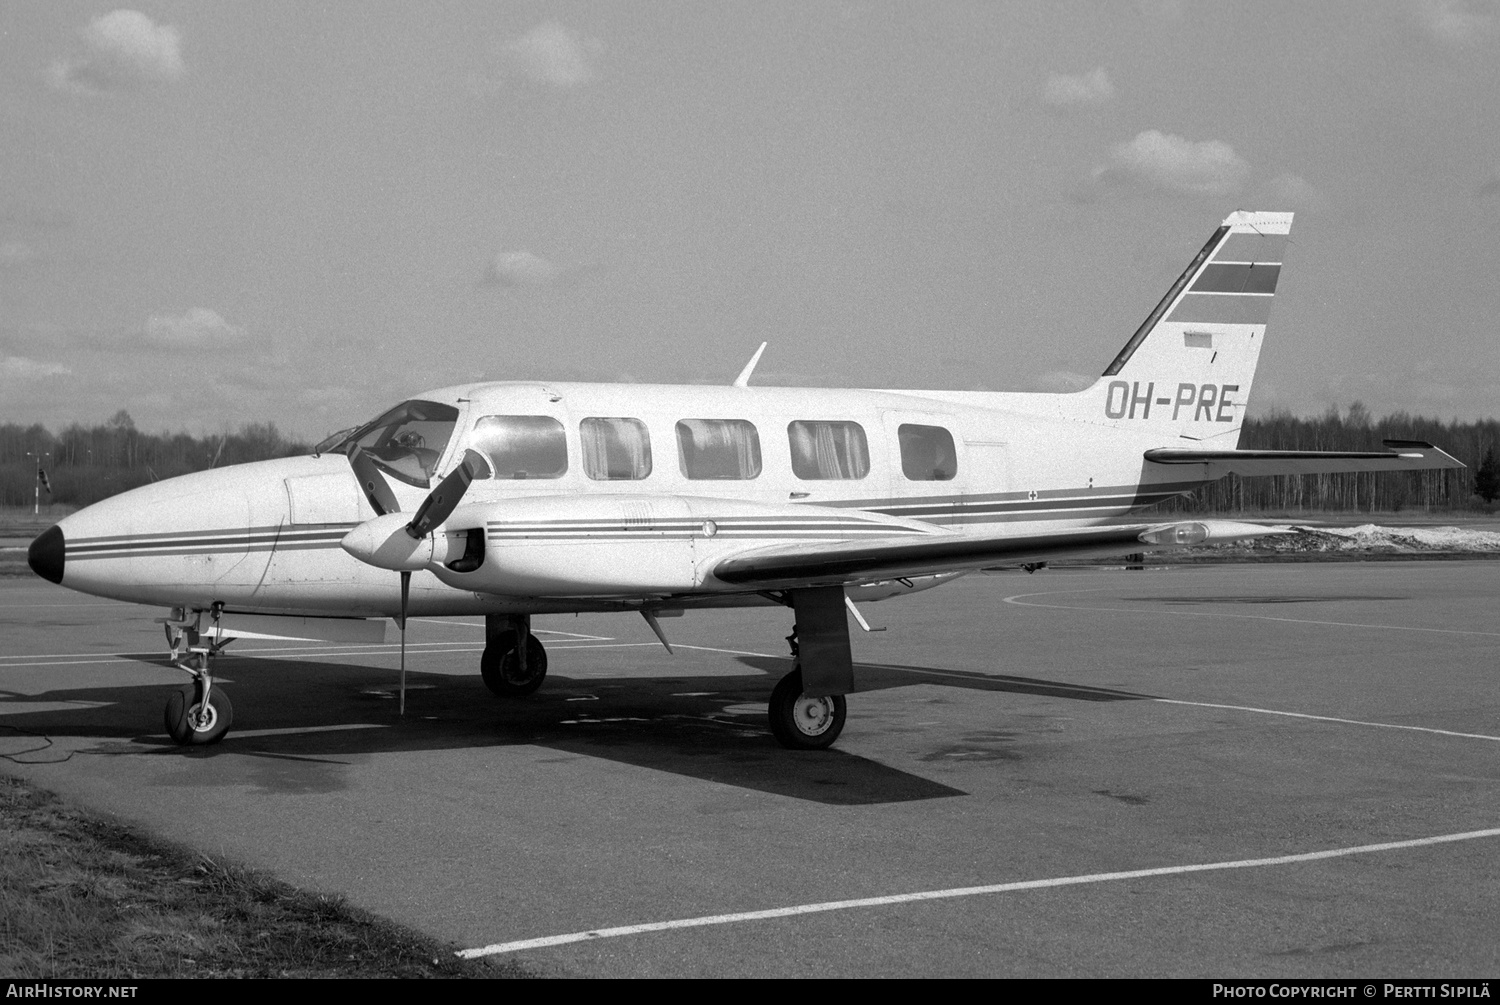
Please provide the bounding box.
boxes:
[1242,524,1500,554]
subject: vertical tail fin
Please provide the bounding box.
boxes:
[1087,211,1292,444]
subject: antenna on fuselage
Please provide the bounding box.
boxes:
[732,342,768,388]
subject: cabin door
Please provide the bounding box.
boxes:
[879,410,968,521]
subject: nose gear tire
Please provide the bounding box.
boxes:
[164,684,233,746]
[768,668,846,750]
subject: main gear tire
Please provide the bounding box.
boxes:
[767,668,846,750]
[481,632,548,697]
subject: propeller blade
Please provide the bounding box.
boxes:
[399,569,410,717]
[348,448,401,517]
[405,449,490,539]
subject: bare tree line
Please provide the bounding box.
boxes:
[0,410,308,508]
[1161,405,1498,513]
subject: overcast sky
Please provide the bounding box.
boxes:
[2,1,1497,439]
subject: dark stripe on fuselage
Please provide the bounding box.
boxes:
[62,482,1207,559]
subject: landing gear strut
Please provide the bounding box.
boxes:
[157,606,234,746]
[481,614,548,697]
[768,625,847,750]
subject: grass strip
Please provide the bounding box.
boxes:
[0,773,533,978]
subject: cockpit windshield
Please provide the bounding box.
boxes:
[339,399,459,488]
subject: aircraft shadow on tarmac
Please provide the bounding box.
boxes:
[0,654,1154,806]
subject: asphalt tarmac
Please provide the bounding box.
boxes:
[2,561,1498,978]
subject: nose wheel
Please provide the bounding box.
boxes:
[164,680,233,745]
[158,606,235,746]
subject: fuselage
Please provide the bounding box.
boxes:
[30,380,1214,618]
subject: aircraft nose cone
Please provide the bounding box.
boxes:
[27,525,65,584]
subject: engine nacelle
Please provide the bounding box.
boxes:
[421,494,928,597]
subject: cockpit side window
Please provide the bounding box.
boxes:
[346,400,459,488]
[472,415,568,479]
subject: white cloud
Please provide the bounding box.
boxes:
[1256,172,1327,212]
[141,308,245,346]
[50,10,184,94]
[1042,68,1115,110]
[1480,170,1500,197]
[485,250,564,287]
[1414,0,1498,46]
[0,356,71,380]
[1088,130,1252,198]
[1032,370,1095,392]
[0,241,37,268]
[503,21,602,87]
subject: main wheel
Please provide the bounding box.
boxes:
[480,633,548,697]
[768,668,846,750]
[164,683,233,746]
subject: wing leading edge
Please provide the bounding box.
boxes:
[711,519,1272,589]
[1144,439,1463,478]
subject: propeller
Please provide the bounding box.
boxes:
[406,449,488,538]
[398,569,410,716]
[342,448,492,715]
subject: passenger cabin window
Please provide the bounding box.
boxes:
[676,419,761,480]
[581,417,652,480]
[787,421,869,480]
[472,415,568,479]
[898,424,957,481]
[344,399,459,488]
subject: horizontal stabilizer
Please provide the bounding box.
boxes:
[1144,440,1464,478]
[712,520,1279,588]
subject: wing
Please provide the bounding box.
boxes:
[1144,439,1463,478]
[712,518,1273,589]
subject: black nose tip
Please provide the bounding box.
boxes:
[28,525,65,584]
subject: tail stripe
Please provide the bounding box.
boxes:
[1190,263,1280,295]
[1210,232,1288,264]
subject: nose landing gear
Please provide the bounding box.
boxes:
[158,606,235,746]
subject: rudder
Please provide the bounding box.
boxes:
[1088,211,1292,444]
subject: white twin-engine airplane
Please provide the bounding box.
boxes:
[27,211,1462,750]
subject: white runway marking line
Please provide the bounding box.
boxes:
[407,619,614,641]
[223,723,390,739]
[0,640,785,670]
[874,663,1500,743]
[0,601,125,608]
[1152,698,1500,742]
[1002,588,1500,638]
[458,826,1500,959]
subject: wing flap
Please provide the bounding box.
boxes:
[1144,439,1464,477]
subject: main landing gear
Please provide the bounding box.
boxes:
[767,628,848,750]
[158,606,234,746]
[480,613,548,697]
[475,592,856,752]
